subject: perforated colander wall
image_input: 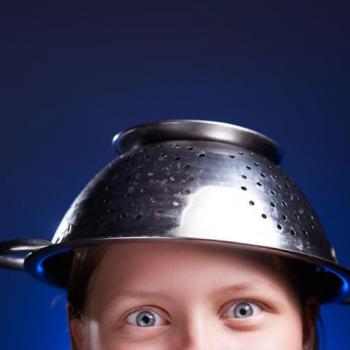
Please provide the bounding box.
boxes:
[52,140,333,261]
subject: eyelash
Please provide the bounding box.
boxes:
[123,300,264,328]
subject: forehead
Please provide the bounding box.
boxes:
[89,241,289,290]
[81,241,303,321]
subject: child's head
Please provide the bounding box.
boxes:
[67,240,320,350]
[1,119,348,350]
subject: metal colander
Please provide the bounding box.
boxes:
[1,119,349,304]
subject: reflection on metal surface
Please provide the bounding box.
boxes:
[179,185,279,248]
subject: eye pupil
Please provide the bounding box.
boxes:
[239,308,248,316]
[136,311,156,326]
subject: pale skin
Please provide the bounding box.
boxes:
[70,241,318,350]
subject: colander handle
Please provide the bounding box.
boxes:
[0,239,51,270]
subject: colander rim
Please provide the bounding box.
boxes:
[24,236,350,304]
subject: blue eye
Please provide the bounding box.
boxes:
[224,301,262,319]
[125,308,167,327]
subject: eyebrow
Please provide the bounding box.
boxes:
[209,281,279,297]
[104,280,281,305]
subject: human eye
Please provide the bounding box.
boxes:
[124,307,169,328]
[222,300,262,321]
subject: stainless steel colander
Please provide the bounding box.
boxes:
[1,119,349,304]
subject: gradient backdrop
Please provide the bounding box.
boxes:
[0,1,349,349]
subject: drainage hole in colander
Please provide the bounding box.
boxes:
[150,196,156,203]
[290,229,296,236]
[260,173,266,178]
[270,190,276,195]
[282,214,287,220]
[246,165,251,170]
[187,146,194,150]
[197,152,206,157]
[184,164,191,169]
[249,200,255,206]
[174,156,181,161]
[170,175,176,182]
[294,214,300,220]
[135,213,143,219]
[229,154,235,158]
[277,224,283,230]
[182,188,191,195]
[254,162,260,166]
[272,174,278,179]
[256,182,262,187]
[261,213,267,219]
[238,151,244,155]
[241,174,247,179]
[120,213,127,219]
[174,144,180,149]
[282,201,287,207]
[161,153,168,158]
[144,155,151,159]
[270,202,276,208]
[173,200,181,207]
[241,186,247,191]
[154,209,162,215]
[302,229,309,236]
[186,175,194,182]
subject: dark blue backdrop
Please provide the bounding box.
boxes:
[0,1,349,349]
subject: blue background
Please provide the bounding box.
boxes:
[0,1,349,349]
